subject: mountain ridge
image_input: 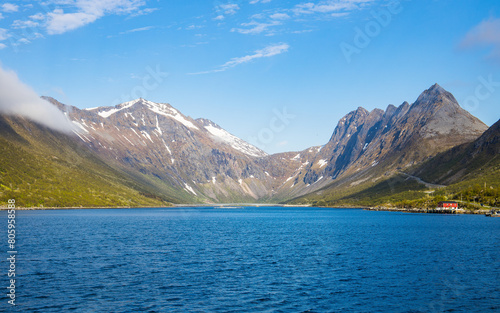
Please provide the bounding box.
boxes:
[1,84,494,206]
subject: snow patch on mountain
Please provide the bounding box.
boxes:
[72,121,88,133]
[183,183,197,195]
[161,139,172,154]
[141,130,153,143]
[204,124,267,158]
[317,159,328,168]
[155,115,162,135]
[142,100,199,130]
[123,136,135,146]
[98,99,138,118]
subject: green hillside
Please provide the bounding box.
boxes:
[0,115,172,208]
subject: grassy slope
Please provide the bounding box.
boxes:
[287,166,499,210]
[0,115,172,208]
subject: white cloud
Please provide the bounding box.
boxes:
[232,20,281,35]
[0,65,74,133]
[219,4,240,15]
[30,13,46,21]
[2,3,19,13]
[234,0,373,36]
[460,17,500,60]
[17,38,30,44]
[130,7,159,17]
[215,3,240,20]
[190,43,289,74]
[12,20,40,29]
[0,13,4,20]
[47,9,99,34]
[0,28,8,41]
[0,43,6,49]
[330,12,349,17]
[45,0,148,35]
[250,13,265,19]
[292,0,373,15]
[270,13,290,20]
[120,26,154,34]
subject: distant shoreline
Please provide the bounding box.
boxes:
[0,205,493,215]
[0,204,311,211]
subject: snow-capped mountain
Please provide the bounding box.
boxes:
[51,97,276,203]
[39,83,489,204]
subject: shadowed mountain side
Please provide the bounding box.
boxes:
[411,118,500,185]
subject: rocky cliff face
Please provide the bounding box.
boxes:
[273,84,488,197]
[40,83,489,204]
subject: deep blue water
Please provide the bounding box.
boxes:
[1,207,499,312]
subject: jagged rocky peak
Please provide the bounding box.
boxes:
[404,84,488,142]
[429,82,446,93]
[385,104,397,116]
[339,107,368,125]
[414,83,459,109]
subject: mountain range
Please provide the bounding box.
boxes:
[0,83,497,208]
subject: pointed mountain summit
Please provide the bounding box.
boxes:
[409,84,487,143]
[413,83,459,109]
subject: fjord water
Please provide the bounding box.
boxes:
[3,207,499,312]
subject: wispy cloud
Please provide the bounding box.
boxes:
[270,13,290,20]
[0,43,6,49]
[120,26,154,35]
[291,0,374,15]
[0,65,74,133]
[189,43,289,75]
[130,7,159,17]
[232,0,373,36]
[40,0,151,35]
[214,3,240,20]
[459,17,500,61]
[232,20,281,35]
[0,28,8,41]
[12,19,40,29]
[219,4,240,15]
[250,0,272,4]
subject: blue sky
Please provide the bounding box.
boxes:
[0,0,499,154]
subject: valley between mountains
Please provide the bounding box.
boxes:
[1,84,498,209]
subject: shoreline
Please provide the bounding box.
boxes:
[365,206,491,215]
[0,205,493,215]
[0,204,309,211]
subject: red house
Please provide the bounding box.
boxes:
[437,201,458,209]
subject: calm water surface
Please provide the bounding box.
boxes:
[1,207,499,312]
